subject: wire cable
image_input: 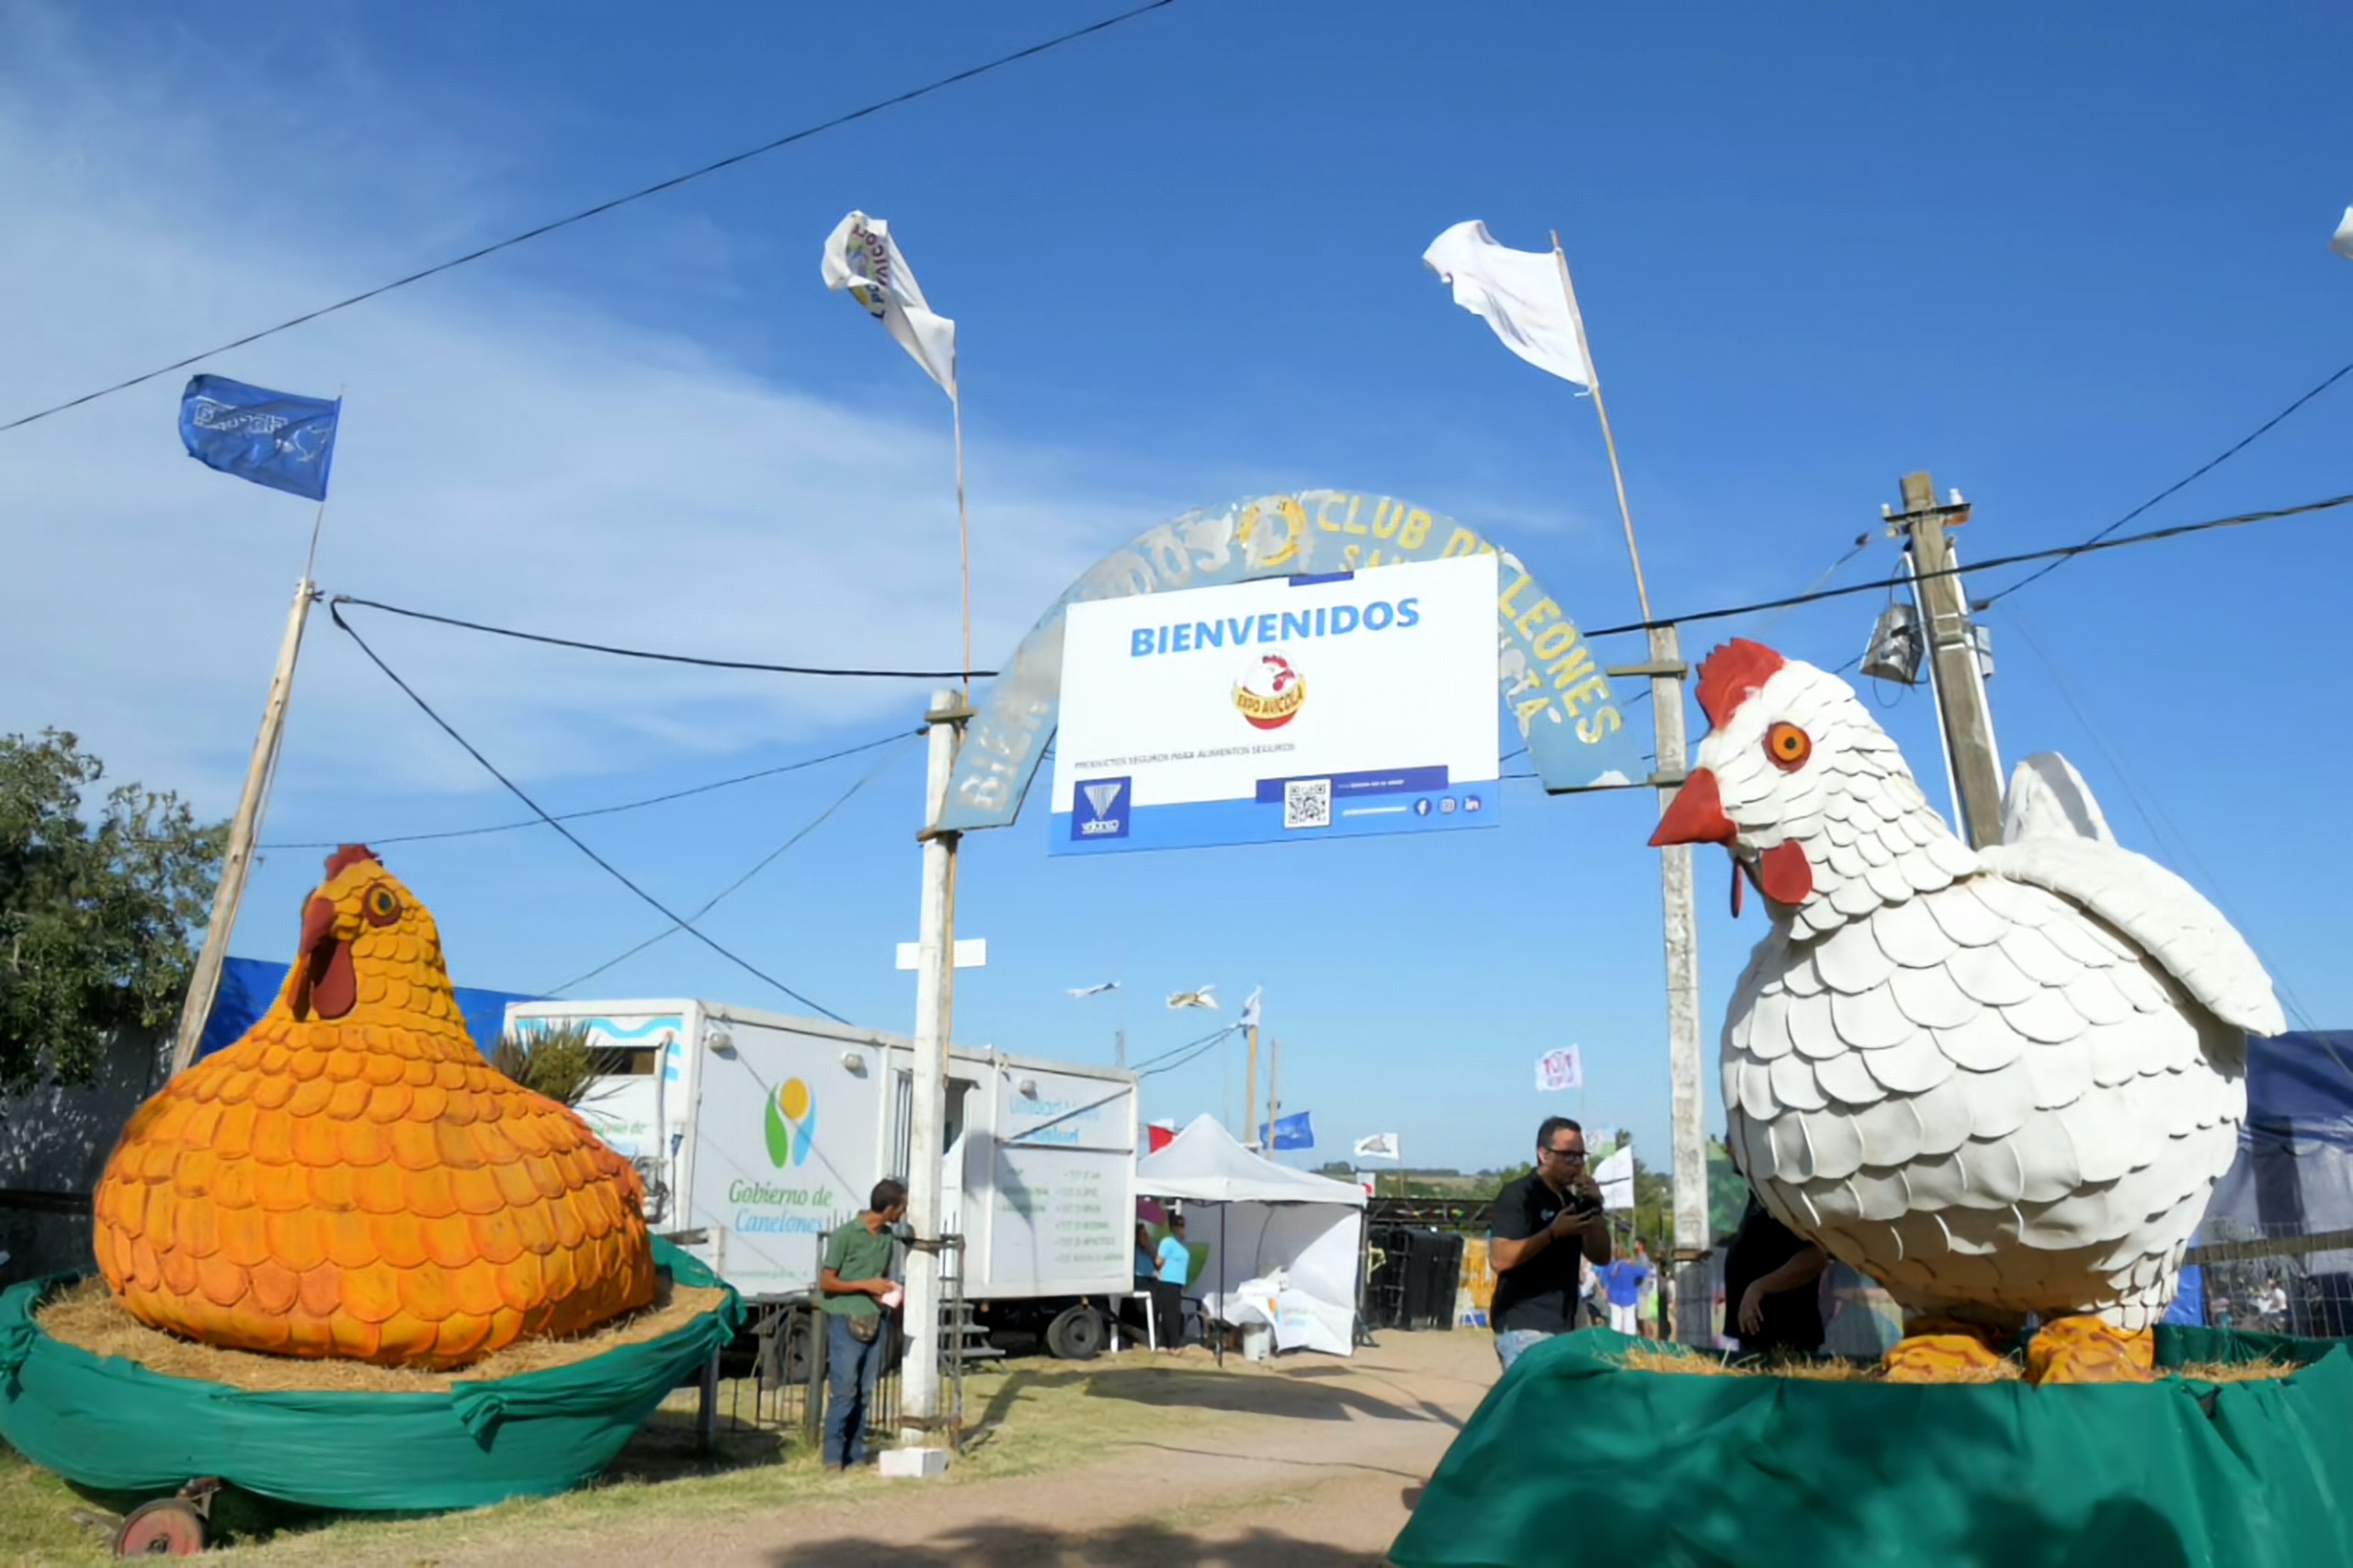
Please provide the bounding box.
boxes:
[327,601,849,1021]
[547,735,916,994]
[0,1,1181,435]
[1579,491,2353,641]
[1979,359,2353,608]
[263,728,915,849]
[333,597,996,680]
[1128,1023,1235,1074]
[1135,1028,1236,1080]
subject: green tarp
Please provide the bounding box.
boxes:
[1392,1327,2353,1568]
[0,1238,741,1512]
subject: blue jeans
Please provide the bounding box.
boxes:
[824,1313,889,1467]
[1495,1328,1555,1371]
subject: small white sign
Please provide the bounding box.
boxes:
[896,938,987,971]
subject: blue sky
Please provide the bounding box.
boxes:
[4,2,2349,1177]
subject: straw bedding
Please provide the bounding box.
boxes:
[1611,1342,2298,1384]
[33,1274,729,1394]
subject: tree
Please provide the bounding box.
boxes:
[0,731,224,1093]
[490,1020,622,1108]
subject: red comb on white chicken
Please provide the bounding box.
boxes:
[1652,640,2284,1383]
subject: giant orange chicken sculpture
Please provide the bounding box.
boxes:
[93,846,656,1369]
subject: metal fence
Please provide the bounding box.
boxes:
[2184,1220,2353,1336]
[706,1232,967,1453]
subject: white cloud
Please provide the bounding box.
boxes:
[0,17,1169,823]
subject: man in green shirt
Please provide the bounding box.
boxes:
[819,1179,907,1471]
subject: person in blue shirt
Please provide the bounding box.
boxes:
[1602,1243,1654,1335]
[1151,1213,1191,1353]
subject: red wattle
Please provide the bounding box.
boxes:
[1758,840,1813,905]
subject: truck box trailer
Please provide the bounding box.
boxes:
[501,998,1140,1357]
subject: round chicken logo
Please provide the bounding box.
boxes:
[1232,654,1307,730]
[763,1076,817,1168]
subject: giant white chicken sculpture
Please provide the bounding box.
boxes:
[1650,641,2283,1383]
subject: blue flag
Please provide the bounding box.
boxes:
[1260,1111,1314,1152]
[178,375,340,501]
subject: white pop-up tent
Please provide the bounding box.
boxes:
[1135,1114,1367,1357]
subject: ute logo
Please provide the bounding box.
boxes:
[763,1076,816,1168]
[1233,654,1307,730]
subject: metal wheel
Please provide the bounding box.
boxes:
[1046,1303,1107,1361]
[113,1499,206,1557]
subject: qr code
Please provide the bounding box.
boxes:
[1284,778,1332,830]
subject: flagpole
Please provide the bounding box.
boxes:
[950,390,972,697]
[1550,233,1651,623]
[169,572,316,1077]
[1549,231,1711,1326]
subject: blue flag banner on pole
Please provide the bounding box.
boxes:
[178,375,340,501]
[1260,1111,1314,1152]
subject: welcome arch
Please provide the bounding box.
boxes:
[938,490,1646,832]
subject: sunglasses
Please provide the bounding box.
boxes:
[1541,1147,1587,1161]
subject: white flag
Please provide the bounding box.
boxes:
[822,211,958,397]
[1422,221,1593,389]
[2334,207,2353,262]
[1592,1145,1636,1211]
[1239,986,1263,1029]
[1536,1046,1583,1093]
[1353,1132,1401,1160]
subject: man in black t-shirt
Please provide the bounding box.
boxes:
[1721,1190,1828,1358]
[1488,1116,1613,1370]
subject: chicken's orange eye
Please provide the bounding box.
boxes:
[1764,722,1812,770]
[364,886,402,926]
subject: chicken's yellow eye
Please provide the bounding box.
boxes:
[1765,722,1812,770]
[364,886,403,926]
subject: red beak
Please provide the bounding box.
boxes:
[301,894,338,957]
[1649,767,1738,848]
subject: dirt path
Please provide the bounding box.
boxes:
[473,1331,1495,1568]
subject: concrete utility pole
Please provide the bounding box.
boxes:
[1609,634,1709,1335]
[170,578,315,1077]
[1891,472,2004,848]
[902,689,969,1453]
[1646,628,1709,1278]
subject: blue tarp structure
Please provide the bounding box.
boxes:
[2201,1030,2353,1333]
[198,956,539,1061]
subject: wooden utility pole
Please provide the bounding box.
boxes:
[1243,1021,1260,1150]
[169,578,315,1077]
[1267,1036,1281,1149]
[1891,472,2004,847]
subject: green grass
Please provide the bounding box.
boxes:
[0,1348,1242,1566]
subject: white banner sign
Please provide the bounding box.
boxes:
[1536,1046,1583,1092]
[1051,554,1501,853]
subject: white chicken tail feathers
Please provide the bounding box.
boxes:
[1976,836,2286,1037]
[2002,753,2117,846]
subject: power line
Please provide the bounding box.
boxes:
[340,488,2351,721]
[327,601,849,1021]
[1979,359,2353,608]
[549,736,916,994]
[1134,1026,1237,1080]
[1581,490,2353,641]
[0,1,1180,436]
[263,728,915,849]
[333,597,996,680]
[1129,1023,1234,1074]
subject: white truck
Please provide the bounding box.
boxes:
[500,998,1141,1359]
